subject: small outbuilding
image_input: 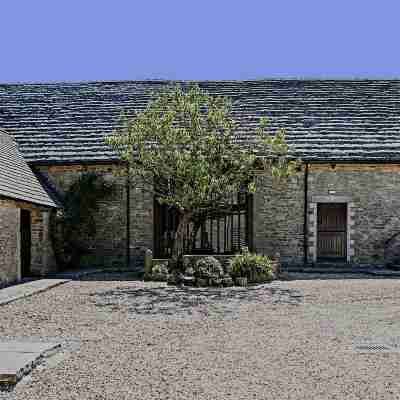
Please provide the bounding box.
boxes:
[0,130,59,286]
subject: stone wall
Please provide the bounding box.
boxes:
[0,203,20,285]
[128,176,154,269]
[253,170,305,264]
[32,162,400,270]
[253,164,400,267]
[307,164,400,266]
[30,208,57,276]
[0,198,57,279]
[35,164,153,270]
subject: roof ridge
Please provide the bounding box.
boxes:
[2,78,400,86]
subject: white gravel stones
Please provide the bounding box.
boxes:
[0,272,400,399]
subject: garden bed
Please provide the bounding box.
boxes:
[145,250,281,287]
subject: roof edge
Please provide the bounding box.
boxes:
[3,77,400,86]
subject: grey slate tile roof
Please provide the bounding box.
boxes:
[0,129,59,207]
[1,80,400,163]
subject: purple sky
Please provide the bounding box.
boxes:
[1,0,399,83]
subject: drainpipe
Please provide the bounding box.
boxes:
[303,163,309,266]
[126,164,131,269]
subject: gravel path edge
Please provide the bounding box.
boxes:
[0,280,71,307]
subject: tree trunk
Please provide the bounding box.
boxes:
[172,211,193,260]
[190,220,201,250]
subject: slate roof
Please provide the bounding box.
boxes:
[0,129,59,207]
[1,80,400,163]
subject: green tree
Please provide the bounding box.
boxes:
[106,84,298,258]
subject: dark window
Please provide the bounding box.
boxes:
[153,193,253,258]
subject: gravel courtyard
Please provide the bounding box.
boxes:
[1,273,400,399]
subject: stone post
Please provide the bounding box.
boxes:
[272,251,281,276]
[144,248,153,279]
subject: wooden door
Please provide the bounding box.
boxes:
[20,209,31,277]
[317,203,347,260]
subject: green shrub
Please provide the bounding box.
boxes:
[193,256,224,285]
[229,250,274,283]
[151,262,170,281]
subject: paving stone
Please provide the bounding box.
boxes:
[0,342,60,384]
[0,341,59,354]
[0,279,70,307]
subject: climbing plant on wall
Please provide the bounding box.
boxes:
[50,172,114,269]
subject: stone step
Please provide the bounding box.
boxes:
[283,265,400,277]
[0,341,60,385]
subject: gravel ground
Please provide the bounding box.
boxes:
[1,272,400,399]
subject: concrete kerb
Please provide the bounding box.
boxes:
[0,279,71,307]
[0,341,61,385]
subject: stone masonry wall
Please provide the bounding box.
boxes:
[129,177,154,269]
[253,164,400,267]
[34,162,400,269]
[30,208,57,276]
[0,203,20,285]
[253,170,305,264]
[0,198,57,278]
[36,164,153,270]
[307,164,400,266]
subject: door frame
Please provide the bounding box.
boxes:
[307,196,354,264]
[317,203,347,261]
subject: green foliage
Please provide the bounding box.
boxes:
[106,84,299,255]
[229,249,274,283]
[151,262,170,281]
[50,173,114,269]
[193,256,224,280]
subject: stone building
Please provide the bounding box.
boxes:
[1,80,400,276]
[0,130,58,285]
